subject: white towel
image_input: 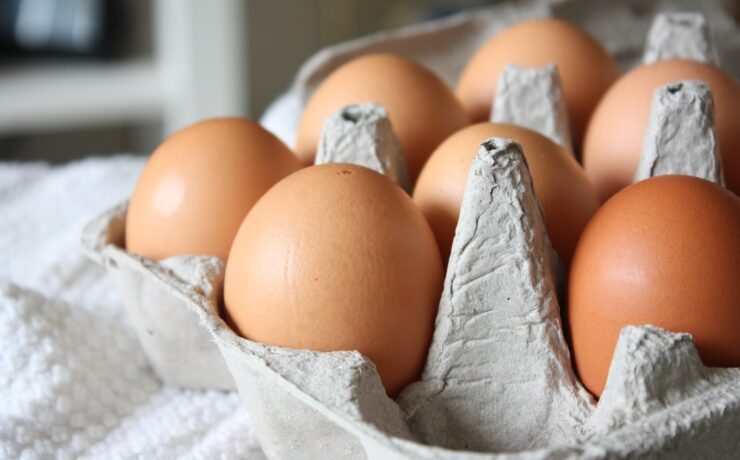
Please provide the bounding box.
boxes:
[0,156,265,459]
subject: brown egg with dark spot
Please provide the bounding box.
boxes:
[583,59,740,202]
[456,18,620,146]
[126,118,301,260]
[295,53,470,182]
[224,163,444,397]
[413,123,599,268]
[568,176,740,397]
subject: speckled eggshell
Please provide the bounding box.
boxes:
[413,122,599,268]
[582,59,740,202]
[455,18,620,146]
[126,118,301,261]
[568,175,740,397]
[295,53,470,182]
[224,163,444,398]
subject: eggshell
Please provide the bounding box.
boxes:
[413,123,599,268]
[582,59,740,202]
[568,175,740,397]
[224,163,444,397]
[126,118,301,261]
[295,53,470,182]
[456,18,620,146]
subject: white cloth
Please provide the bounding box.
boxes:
[0,156,265,459]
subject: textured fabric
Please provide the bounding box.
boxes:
[0,156,265,459]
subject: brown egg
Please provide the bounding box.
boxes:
[583,59,740,202]
[126,118,301,261]
[224,163,444,397]
[568,176,740,397]
[456,18,620,146]
[295,53,470,182]
[413,123,599,268]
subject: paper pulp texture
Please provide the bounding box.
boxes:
[315,103,411,192]
[397,140,583,452]
[635,81,725,185]
[643,11,720,65]
[81,204,235,391]
[490,64,572,152]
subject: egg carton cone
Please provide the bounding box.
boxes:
[315,103,412,193]
[642,12,720,66]
[490,63,572,152]
[81,203,235,390]
[634,80,724,185]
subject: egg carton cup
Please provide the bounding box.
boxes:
[81,204,235,390]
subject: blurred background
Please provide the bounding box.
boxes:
[0,0,500,162]
[0,0,738,162]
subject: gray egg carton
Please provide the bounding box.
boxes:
[82,3,740,459]
[82,129,740,459]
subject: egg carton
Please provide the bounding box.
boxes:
[82,88,739,459]
[207,67,735,460]
[81,2,740,459]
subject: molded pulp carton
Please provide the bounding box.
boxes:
[83,2,740,458]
